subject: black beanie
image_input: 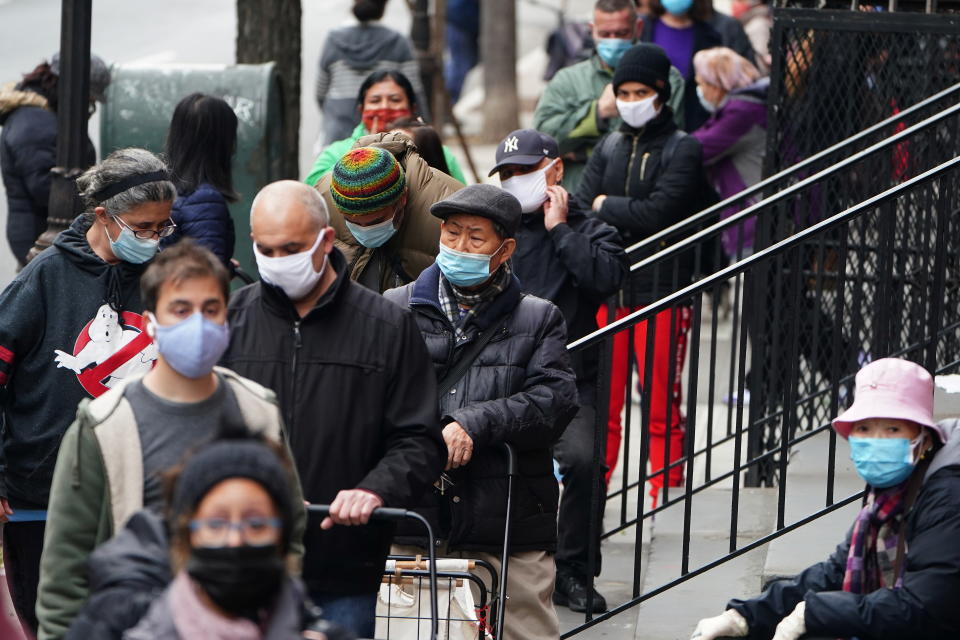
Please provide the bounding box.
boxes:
[613,43,672,102]
[171,438,295,552]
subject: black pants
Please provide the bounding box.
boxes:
[3,520,45,636]
[553,405,606,580]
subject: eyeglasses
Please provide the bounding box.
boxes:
[188,516,282,547]
[114,215,177,240]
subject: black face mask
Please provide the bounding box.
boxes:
[186,544,286,617]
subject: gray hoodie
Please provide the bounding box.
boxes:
[315,22,427,145]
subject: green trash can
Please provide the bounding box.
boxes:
[99,63,284,280]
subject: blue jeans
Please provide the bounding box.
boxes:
[310,591,376,638]
[444,23,479,104]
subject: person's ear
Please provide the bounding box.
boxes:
[94,206,110,226]
[392,190,409,228]
[552,159,565,185]
[320,226,335,255]
[144,311,157,338]
[634,17,643,38]
[497,238,517,266]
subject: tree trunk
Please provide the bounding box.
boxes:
[480,0,518,143]
[236,0,301,179]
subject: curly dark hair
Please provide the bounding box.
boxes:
[18,62,59,110]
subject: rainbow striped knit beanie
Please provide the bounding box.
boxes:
[330,147,406,216]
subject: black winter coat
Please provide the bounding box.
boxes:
[512,204,626,405]
[384,264,579,552]
[160,183,235,265]
[729,421,960,640]
[575,110,717,307]
[0,88,95,265]
[222,249,446,595]
[0,215,148,508]
[66,510,171,640]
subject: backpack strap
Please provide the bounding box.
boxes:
[596,131,623,169]
[660,130,687,169]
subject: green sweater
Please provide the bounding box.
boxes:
[532,55,685,193]
[305,123,467,186]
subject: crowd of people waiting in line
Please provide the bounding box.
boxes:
[1,0,958,639]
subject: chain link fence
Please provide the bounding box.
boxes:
[747,8,960,484]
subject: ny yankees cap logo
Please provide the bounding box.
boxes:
[504,136,519,153]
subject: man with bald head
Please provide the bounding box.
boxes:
[221,180,445,637]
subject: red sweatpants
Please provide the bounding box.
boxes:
[596,305,692,498]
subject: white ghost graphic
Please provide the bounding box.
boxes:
[54,304,157,388]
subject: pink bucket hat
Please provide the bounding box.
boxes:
[832,358,940,442]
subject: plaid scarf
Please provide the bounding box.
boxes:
[438,263,513,341]
[842,484,907,594]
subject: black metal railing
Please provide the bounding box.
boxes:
[622,80,960,262]
[562,154,960,634]
[610,101,960,499]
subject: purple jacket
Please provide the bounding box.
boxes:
[691,78,768,256]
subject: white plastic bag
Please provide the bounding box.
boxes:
[375,559,493,640]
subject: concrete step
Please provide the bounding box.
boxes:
[761,428,863,586]
[633,486,778,640]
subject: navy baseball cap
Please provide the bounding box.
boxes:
[488,128,560,177]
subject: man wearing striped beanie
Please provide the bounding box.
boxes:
[317,132,463,293]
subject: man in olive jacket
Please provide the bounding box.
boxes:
[385,184,579,640]
[533,0,684,192]
[315,132,463,293]
[35,241,305,640]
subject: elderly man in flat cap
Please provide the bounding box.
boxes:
[385,184,579,640]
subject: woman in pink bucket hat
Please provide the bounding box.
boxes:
[690,358,960,640]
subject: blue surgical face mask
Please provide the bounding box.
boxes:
[696,85,717,114]
[848,436,918,489]
[596,38,634,69]
[661,0,694,16]
[149,311,230,379]
[108,218,160,264]
[436,241,504,288]
[345,215,398,248]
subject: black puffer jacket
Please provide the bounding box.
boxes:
[384,264,579,552]
[0,84,95,265]
[66,510,171,640]
[222,248,446,595]
[160,183,235,265]
[512,203,626,406]
[575,109,718,307]
[729,420,960,640]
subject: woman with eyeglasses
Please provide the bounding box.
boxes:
[0,147,175,638]
[125,436,350,640]
[162,92,239,266]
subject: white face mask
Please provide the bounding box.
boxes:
[253,228,329,301]
[616,96,660,129]
[500,158,557,214]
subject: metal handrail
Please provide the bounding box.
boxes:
[624,100,960,276]
[622,81,960,258]
[569,153,960,352]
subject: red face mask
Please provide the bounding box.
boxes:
[362,108,412,134]
[731,0,751,18]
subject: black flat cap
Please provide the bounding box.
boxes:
[430,184,522,237]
